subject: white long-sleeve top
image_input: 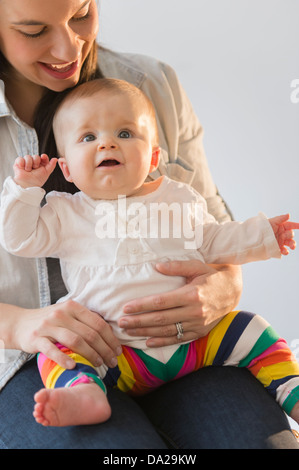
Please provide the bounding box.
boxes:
[0,176,280,362]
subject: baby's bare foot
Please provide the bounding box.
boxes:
[33,383,111,427]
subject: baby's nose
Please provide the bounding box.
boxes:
[97,141,117,150]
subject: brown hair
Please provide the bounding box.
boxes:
[0,52,11,81]
[34,42,104,194]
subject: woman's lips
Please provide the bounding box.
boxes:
[38,60,79,79]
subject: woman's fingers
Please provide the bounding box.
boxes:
[123,291,183,316]
[122,278,203,319]
[35,337,76,370]
[119,285,207,347]
[119,261,242,348]
[123,314,187,338]
[71,303,122,355]
[30,300,122,368]
[126,320,198,347]
[67,320,121,368]
[145,325,216,347]
[122,305,219,348]
[122,260,217,316]
[156,259,217,278]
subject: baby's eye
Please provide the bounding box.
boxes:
[82,134,96,142]
[118,130,131,139]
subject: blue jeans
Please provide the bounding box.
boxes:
[0,359,297,449]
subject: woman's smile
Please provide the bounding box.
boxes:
[38,59,80,80]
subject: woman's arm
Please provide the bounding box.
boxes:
[119,261,243,346]
[0,301,122,369]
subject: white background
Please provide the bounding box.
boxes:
[98,0,299,432]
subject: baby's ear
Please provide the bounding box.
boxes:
[149,146,160,173]
[58,157,73,182]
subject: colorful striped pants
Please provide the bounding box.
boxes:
[37,311,299,416]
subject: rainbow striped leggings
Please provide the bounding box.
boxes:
[37,311,299,415]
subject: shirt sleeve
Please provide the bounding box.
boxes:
[0,177,62,258]
[199,212,282,264]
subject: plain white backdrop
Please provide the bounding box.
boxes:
[98,0,299,431]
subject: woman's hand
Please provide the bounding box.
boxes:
[118,260,243,347]
[10,300,122,369]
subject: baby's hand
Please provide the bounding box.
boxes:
[269,214,299,255]
[13,154,57,189]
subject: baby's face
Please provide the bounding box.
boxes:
[55,89,159,199]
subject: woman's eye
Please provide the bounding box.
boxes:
[73,11,90,22]
[82,134,96,142]
[73,5,91,22]
[118,130,131,139]
[20,28,46,39]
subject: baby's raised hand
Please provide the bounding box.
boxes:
[269,214,299,255]
[13,154,57,189]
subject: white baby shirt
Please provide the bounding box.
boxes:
[0,176,280,363]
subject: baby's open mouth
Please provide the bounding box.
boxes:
[98,159,120,167]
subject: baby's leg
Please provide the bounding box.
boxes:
[202,311,299,421]
[291,403,299,425]
[35,345,111,427]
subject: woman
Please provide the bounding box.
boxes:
[0,0,297,449]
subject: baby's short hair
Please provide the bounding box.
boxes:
[53,78,159,147]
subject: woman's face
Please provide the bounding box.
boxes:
[0,0,99,92]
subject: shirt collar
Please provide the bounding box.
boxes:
[0,80,11,117]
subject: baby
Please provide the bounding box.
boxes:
[0,78,299,427]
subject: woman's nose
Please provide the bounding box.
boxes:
[50,27,82,63]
